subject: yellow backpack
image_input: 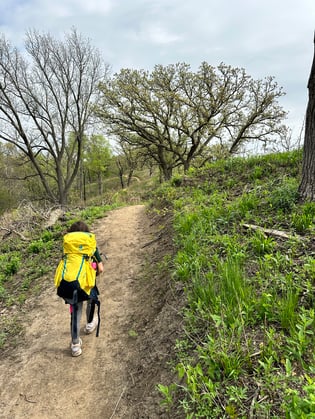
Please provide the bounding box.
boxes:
[54,231,97,300]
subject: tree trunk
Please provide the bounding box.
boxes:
[116,159,125,189]
[161,165,173,181]
[97,172,102,195]
[127,169,134,187]
[299,33,315,201]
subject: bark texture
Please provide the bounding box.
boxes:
[299,33,315,201]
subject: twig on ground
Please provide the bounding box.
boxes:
[109,386,126,419]
[129,371,135,385]
[20,393,37,403]
[249,389,260,419]
[142,233,162,248]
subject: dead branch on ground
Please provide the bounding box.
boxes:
[243,223,303,240]
[0,226,29,241]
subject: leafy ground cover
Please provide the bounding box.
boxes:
[154,149,315,418]
[2,148,315,418]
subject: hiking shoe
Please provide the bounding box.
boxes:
[84,319,98,334]
[71,338,82,357]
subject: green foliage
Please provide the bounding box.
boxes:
[0,252,21,276]
[235,193,260,217]
[41,230,54,242]
[292,213,313,233]
[286,309,315,363]
[249,231,276,255]
[152,150,315,418]
[170,174,184,187]
[284,375,315,417]
[97,62,287,181]
[250,164,265,180]
[0,147,311,417]
[269,177,299,211]
[79,205,112,221]
[157,383,177,409]
[277,282,299,331]
[28,240,44,254]
[291,202,315,233]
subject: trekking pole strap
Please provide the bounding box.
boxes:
[95,300,101,337]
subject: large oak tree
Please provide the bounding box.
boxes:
[299,34,315,201]
[96,62,288,180]
[0,28,109,205]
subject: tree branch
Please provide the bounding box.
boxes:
[242,223,303,240]
[0,226,29,241]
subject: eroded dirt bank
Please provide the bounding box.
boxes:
[0,205,183,419]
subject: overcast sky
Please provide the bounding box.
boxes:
[1,0,314,139]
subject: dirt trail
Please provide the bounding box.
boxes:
[0,205,182,419]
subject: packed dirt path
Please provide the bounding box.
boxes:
[0,205,182,419]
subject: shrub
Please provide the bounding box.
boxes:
[2,254,21,276]
[28,240,46,254]
[269,178,299,211]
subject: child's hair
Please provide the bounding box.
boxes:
[68,221,90,233]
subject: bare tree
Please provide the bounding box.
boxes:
[0,28,109,205]
[299,34,315,201]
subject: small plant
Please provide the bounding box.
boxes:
[157,383,177,409]
[269,177,299,211]
[21,277,32,291]
[28,239,53,254]
[302,257,315,278]
[218,256,251,316]
[284,375,315,417]
[301,201,315,218]
[255,292,276,323]
[286,309,315,363]
[128,329,138,338]
[234,193,260,218]
[41,230,54,242]
[226,384,248,404]
[250,165,264,180]
[249,231,275,255]
[0,282,6,300]
[28,239,45,254]
[3,254,21,276]
[277,283,299,331]
[291,212,313,233]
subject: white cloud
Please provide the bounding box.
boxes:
[129,23,181,45]
[0,0,314,136]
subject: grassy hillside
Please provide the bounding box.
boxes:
[2,148,315,417]
[153,149,315,418]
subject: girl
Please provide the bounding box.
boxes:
[55,221,104,357]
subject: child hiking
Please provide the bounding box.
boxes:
[54,221,104,357]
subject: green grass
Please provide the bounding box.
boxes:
[2,148,315,418]
[154,149,315,418]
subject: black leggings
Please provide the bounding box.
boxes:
[70,300,95,344]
